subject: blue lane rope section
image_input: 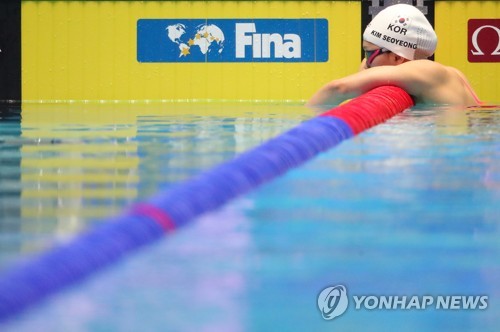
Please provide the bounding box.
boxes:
[0,116,353,321]
[148,116,354,227]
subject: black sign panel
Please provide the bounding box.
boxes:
[0,1,21,102]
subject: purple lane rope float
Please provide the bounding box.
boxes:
[0,86,414,321]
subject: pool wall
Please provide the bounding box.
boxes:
[0,0,495,103]
[0,0,500,103]
[20,1,360,102]
[434,1,499,104]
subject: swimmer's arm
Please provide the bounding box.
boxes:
[307,60,438,108]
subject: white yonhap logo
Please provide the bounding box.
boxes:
[353,295,488,310]
[470,25,500,56]
[317,285,349,320]
[317,284,489,321]
[235,23,302,59]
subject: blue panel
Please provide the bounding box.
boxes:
[137,19,329,63]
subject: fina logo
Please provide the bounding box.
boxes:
[317,285,349,320]
[165,23,300,59]
[236,23,301,59]
[137,19,328,63]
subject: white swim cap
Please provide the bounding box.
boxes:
[363,4,437,60]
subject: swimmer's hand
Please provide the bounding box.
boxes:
[359,58,368,71]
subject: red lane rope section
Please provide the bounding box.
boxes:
[321,86,414,135]
[130,203,177,233]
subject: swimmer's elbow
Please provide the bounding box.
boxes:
[329,80,352,96]
[307,80,349,107]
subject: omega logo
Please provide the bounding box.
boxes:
[468,19,500,63]
[471,25,500,55]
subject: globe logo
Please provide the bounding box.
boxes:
[317,285,349,320]
[166,23,225,58]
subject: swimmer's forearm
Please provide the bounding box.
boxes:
[306,80,359,107]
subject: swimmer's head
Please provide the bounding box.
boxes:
[363,4,437,60]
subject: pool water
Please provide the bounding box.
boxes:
[0,103,499,331]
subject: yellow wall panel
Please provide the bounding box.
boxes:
[22,1,360,102]
[435,1,499,103]
[23,1,497,103]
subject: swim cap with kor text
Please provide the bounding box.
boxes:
[363,4,437,60]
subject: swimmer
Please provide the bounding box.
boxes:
[307,4,481,109]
